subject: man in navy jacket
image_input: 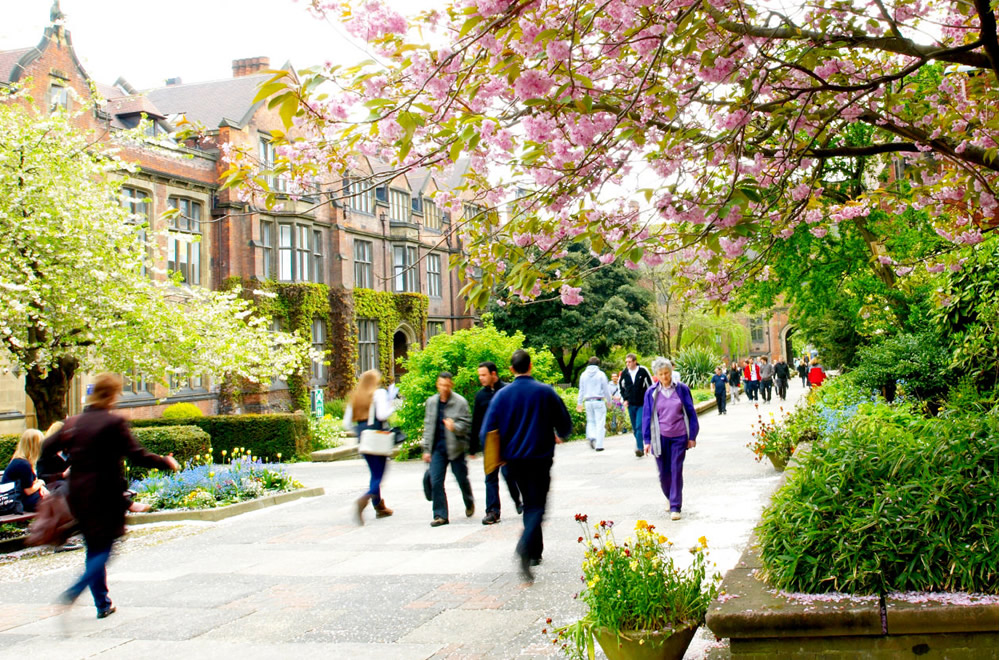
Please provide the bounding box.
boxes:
[480,350,573,582]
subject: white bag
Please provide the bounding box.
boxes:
[357,398,395,456]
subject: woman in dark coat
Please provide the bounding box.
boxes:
[42,373,178,619]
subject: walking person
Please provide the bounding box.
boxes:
[473,362,522,525]
[759,356,774,403]
[728,361,742,405]
[619,353,654,458]
[641,358,700,521]
[743,358,761,402]
[42,373,179,620]
[576,357,611,452]
[609,371,623,434]
[480,350,573,582]
[808,358,828,388]
[710,367,728,415]
[774,358,790,401]
[345,369,397,525]
[422,372,474,527]
[797,357,809,388]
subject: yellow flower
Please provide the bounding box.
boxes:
[635,519,649,531]
[658,535,668,544]
[698,535,708,547]
[629,560,638,571]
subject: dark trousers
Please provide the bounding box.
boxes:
[357,421,387,505]
[485,464,521,515]
[800,374,809,387]
[627,404,644,451]
[761,379,773,402]
[65,539,113,610]
[745,380,760,401]
[430,445,473,521]
[506,458,552,561]
[775,377,788,400]
[714,391,727,413]
[655,436,688,512]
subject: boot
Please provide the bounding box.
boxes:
[354,495,371,526]
[374,500,393,518]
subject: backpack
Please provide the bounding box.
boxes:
[0,481,23,516]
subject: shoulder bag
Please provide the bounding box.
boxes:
[358,397,396,456]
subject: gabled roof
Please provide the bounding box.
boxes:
[145,73,272,129]
[0,47,34,83]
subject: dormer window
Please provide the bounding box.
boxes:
[48,83,69,113]
[389,189,410,222]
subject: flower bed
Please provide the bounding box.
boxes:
[130,451,303,512]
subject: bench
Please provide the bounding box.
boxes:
[0,512,36,525]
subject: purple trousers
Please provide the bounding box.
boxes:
[654,435,688,512]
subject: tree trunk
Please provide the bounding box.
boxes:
[25,357,78,430]
[552,348,573,384]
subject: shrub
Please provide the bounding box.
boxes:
[394,324,560,459]
[162,402,204,419]
[128,425,211,480]
[851,331,951,404]
[556,387,587,440]
[757,401,998,594]
[323,398,347,421]
[309,415,347,450]
[131,413,310,462]
[0,434,18,467]
[673,346,720,388]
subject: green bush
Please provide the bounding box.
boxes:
[323,398,347,421]
[758,401,998,594]
[851,331,951,404]
[0,434,18,468]
[674,346,721,388]
[394,324,560,459]
[309,415,347,450]
[162,402,204,419]
[128,425,211,480]
[131,413,311,462]
[557,387,587,440]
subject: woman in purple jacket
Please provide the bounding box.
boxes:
[641,357,700,520]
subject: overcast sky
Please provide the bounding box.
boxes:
[0,0,426,89]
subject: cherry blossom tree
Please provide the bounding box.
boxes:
[224,0,996,308]
[0,98,314,428]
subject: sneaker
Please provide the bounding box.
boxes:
[430,517,449,527]
[634,449,644,458]
[482,511,500,525]
[670,511,681,521]
[595,447,605,452]
[97,604,116,619]
[465,502,475,518]
[588,438,595,450]
[515,502,524,515]
[54,541,84,553]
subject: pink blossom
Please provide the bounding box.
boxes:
[790,183,811,202]
[809,227,828,238]
[514,69,554,99]
[598,253,615,265]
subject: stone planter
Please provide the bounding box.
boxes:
[765,452,787,471]
[595,625,699,660]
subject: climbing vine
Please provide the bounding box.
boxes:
[353,289,429,385]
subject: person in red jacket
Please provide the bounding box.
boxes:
[742,358,761,402]
[807,358,827,387]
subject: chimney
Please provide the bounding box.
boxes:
[232,57,270,78]
[165,77,183,86]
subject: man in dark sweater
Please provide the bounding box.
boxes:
[472,361,522,525]
[480,350,573,582]
[619,354,654,457]
[774,358,790,401]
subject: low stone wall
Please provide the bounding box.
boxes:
[705,448,998,658]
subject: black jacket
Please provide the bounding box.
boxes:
[774,362,790,379]
[619,366,653,406]
[470,380,505,454]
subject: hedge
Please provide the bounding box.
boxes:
[0,434,18,468]
[130,412,311,461]
[129,425,211,480]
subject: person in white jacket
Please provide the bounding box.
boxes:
[576,357,612,451]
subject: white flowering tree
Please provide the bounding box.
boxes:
[0,98,313,429]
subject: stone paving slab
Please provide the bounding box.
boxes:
[0,382,809,658]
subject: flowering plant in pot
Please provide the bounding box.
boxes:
[746,406,796,470]
[547,515,720,660]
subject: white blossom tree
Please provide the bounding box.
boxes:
[0,95,313,428]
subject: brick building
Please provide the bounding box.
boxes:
[0,16,475,432]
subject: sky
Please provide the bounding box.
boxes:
[0,0,429,89]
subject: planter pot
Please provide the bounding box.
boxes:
[765,452,787,471]
[595,624,699,660]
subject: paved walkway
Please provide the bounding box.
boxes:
[0,382,807,659]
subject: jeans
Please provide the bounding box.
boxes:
[627,404,644,451]
[761,379,773,402]
[775,377,788,400]
[800,374,809,387]
[64,539,113,610]
[714,391,727,413]
[654,436,688,512]
[357,421,387,506]
[745,380,760,401]
[506,458,552,561]
[485,464,521,515]
[429,445,473,521]
[584,400,607,449]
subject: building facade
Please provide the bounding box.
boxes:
[0,18,475,432]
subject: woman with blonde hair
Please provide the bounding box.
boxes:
[1,429,48,511]
[344,369,396,524]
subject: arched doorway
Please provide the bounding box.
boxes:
[392,323,418,383]
[779,325,797,364]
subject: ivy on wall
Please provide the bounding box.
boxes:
[225,277,331,412]
[328,287,358,399]
[353,289,429,386]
